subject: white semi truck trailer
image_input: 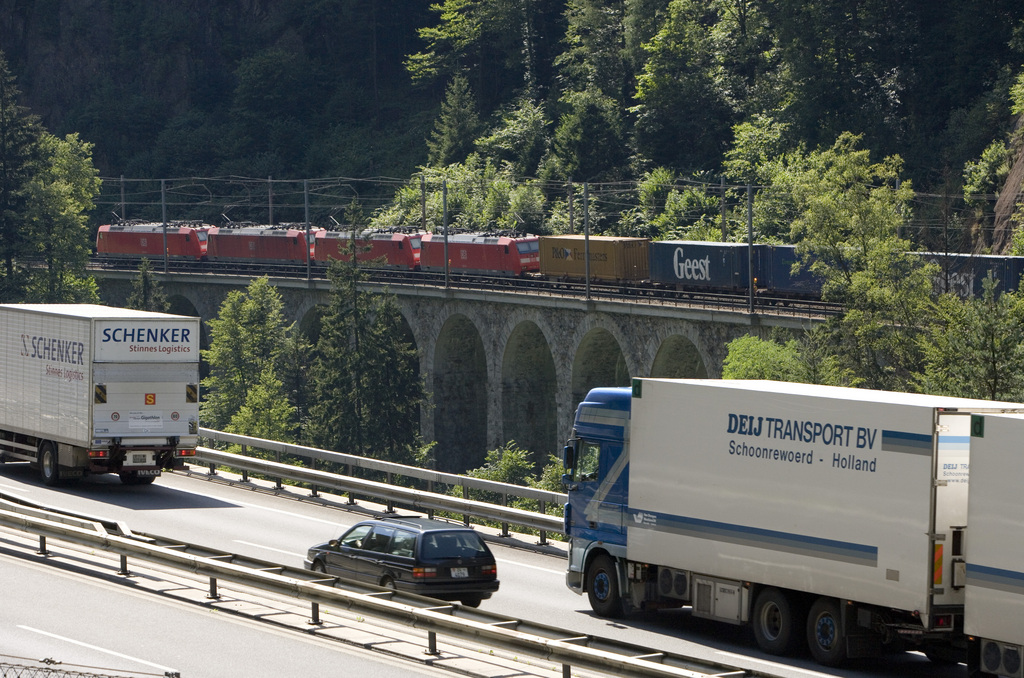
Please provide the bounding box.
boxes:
[964,413,1024,678]
[0,304,200,485]
[562,378,1024,666]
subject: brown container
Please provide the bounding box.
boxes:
[539,235,650,282]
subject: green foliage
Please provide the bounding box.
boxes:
[201,277,293,431]
[475,96,550,178]
[225,364,297,445]
[721,334,803,381]
[427,75,483,168]
[22,132,100,303]
[922,276,1024,401]
[0,52,44,301]
[125,258,170,312]
[549,88,628,182]
[371,159,549,233]
[456,442,564,527]
[631,0,739,171]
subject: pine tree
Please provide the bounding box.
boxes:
[427,75,483,167]
[307,253,425,462]
[200,277,292,431]
[125,257,170,312]
[0,51,43,302]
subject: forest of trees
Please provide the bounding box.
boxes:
[7,2,1024,474]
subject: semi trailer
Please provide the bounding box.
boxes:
[562,378,1024,666]
[0,304,200,485]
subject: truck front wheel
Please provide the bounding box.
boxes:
[807,597,847,666]
[587,554,624,618]
[38,443,60,486]
[753,587,803,656]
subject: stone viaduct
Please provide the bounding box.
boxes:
[95,271,818,473]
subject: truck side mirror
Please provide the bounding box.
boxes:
[563,444,575,469]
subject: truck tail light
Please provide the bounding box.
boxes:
[88,449,108,458]
[178,448,196,457]
[933,613,953,629]
[413,567,437,579]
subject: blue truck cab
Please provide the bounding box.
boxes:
[562,386,634,616]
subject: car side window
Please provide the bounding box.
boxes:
[388,530,416,558]
[364,526,394,553]
[340,524,372,549]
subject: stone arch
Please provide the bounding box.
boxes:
[650,334,709,378]
[500,320,558,466]
[433,313,488,473]
[570,326,630,410]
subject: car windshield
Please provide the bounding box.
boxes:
[421,531,489,560]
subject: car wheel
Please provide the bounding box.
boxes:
[380,576,396,592]
[310,560,326,574]
[460,594,483,608]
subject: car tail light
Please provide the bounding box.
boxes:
[413,567,437,579]
[481,564,497,576]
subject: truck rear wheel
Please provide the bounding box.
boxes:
[807,596,847,666]
[753,587,803,655]
[587,554,624,618]
[38,442,60,486]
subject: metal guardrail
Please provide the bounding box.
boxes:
[195,430,566,541]
[190,446,565,537]
[0,493,770,678]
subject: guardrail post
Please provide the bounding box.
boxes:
[37,536,47,556]
[275,450,282,490]
[346,464,355,505]
[462,486,470,526]
[425,631,439,656]
[386,472,394,513]
[500,492,509,537]
[208,577,220,599]
[241,444,249,482]
[309,602,322,625]
[562,663,571,678]
[310,457,319,498]
[538,500,548,545]
[426,480,435,519]
[118,555,131,576]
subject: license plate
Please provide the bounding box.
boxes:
[450,567,468,578]
[132,453,147,464]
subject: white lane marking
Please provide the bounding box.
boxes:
[715,650,832,676]
[18,626,178,673]
[0,483,29,492]
[498,559,563,575]
[219,497,342,526]
[235,540,305,558]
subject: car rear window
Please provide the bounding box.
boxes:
[388,530,416,558]
[421,531,489,559]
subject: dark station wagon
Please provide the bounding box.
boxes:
[304,517,500,607]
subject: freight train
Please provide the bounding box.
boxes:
[95,221,1024,300]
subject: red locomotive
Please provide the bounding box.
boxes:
[205,223,318,264]
[314,229,422,270]
[96,221,209,261]
[420,232,540,276]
